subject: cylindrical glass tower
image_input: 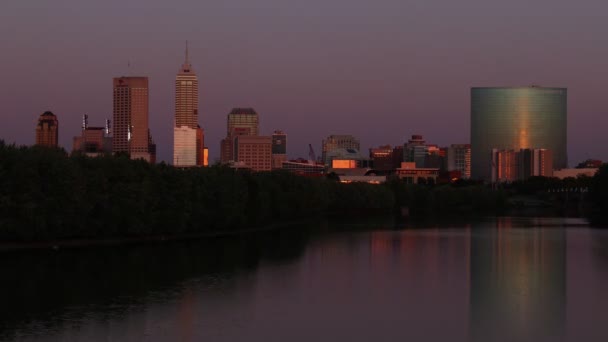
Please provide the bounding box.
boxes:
[471,87,567,180]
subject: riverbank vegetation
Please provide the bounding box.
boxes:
[589,164,608,225]
[2,142,605,241]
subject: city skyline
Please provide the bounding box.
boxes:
[2,0,608,165]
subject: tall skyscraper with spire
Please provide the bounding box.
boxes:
[174,42,205,166]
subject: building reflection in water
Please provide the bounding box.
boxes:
[367,225,472,341]
[469,217,566,342]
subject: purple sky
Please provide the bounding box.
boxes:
[1,0,607,165]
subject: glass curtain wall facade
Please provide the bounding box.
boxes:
[471,87,567,180]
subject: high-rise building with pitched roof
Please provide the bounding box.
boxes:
[35,111,59,147]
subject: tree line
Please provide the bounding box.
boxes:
[2,142,606,241]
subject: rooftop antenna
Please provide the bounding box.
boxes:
[185,40,189,65]
[181,40,192,72]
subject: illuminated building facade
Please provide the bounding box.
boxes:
[173,126,197,166]
[491,148,553,182]
[324,147,369,168]
[395,162,439,184]
[35,111,59,147]
[174,44,202,167]
[321,135,360,165]
[196,126,207,166]
[491,149,519,183]
[113,77,154,162]
[471,87,567,180]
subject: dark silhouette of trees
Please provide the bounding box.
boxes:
[0,143,548,241]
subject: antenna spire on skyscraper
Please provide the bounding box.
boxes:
[185,40,189,65]
[180,41,192,73]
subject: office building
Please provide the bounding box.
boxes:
[220,108,259,163]
[471,86,567,180]
[321,135,360,164]
[403,135,428,168]
[227,108,259,136]
[73,118,112,156]
[35,111,58,147]
[173,126,197,166]
[113,76,154,162]
[425,145,445,169]
[369,145,394,171]
[519,148,553,179]
[174,43,202,167]
[175,43,198,129]
[234,135,272,171]
[395,162,440,184]
[491,149,519,183]
[325,148,369,168]
[491,148,553,182]
[447,144,471,179]
[272,130,287,169]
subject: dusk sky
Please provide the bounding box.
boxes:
[1,0,607,165]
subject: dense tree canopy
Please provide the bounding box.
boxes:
[9,142,593,241]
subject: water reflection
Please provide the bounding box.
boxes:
[469,217,567,341]
[1,218,607,341]
[0,228,312,341]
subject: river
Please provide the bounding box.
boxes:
[1,217,607,341]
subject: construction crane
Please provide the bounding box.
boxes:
[308,144,317,165]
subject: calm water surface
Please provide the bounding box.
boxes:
[1,217,608,341]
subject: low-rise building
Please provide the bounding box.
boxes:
[553,168,598,179]
[395,162,439,184]
[282,159,325,176]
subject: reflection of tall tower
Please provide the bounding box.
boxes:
[469,218,566,341]
[174,42,202,167]
[113,76,154,162]
[35,111,59,147]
